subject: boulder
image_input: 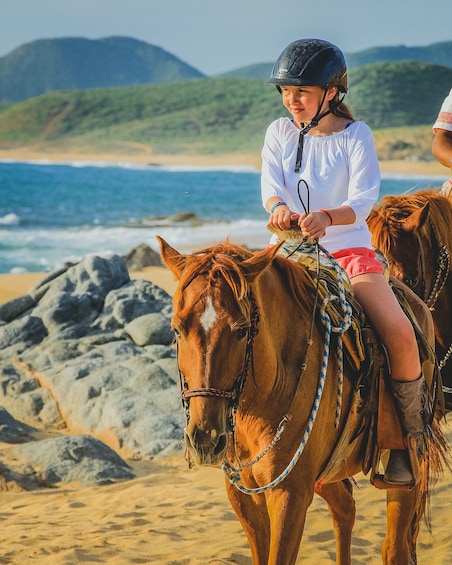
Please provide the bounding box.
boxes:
[0,254,184,486]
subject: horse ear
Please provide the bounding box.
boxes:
[403,202,430,233]
[242,241,284,282]
[156,236,187,279]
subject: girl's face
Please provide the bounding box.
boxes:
[280,85,336,127]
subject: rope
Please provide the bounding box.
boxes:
[439,343,452,371]
[222,241,353,494]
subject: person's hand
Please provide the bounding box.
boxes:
[299,211,331,239]
[269,205,299,229]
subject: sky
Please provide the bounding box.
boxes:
[2,0,451,75]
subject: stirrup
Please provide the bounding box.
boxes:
[384,449,413,486]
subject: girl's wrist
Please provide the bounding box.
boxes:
[269,201,287,214]
[319,209,333,225]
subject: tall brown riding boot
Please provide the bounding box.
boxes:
[384,374,427,486]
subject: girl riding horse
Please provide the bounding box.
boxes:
[261,38,429,485]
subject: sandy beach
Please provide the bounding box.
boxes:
[0,264,451,564]
[0,146,450,177]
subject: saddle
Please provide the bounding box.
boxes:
[271,228,442,490]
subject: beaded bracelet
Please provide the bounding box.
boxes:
[269,201,287,214]
[319,209,333,225]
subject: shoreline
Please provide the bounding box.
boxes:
[0,147,449,177]
[0,266,178,304]
[0,147,448,303]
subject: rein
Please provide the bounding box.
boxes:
[415,224,451,373]
[222,242,353,495]
[417,235,450,311]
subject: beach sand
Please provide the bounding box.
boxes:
[0,146,450,177]
[1,266,451,564]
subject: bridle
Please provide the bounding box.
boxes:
[413,223,451,373]
[177,237,353,495]
[415,229,450,311]
[178,289,260,427]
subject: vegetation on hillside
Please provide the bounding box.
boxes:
[347,61,452,127]
[0,60,450,161]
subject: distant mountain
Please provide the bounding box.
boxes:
[0,36,206,103]
[345,41,452,69]
[220,63,273,80]
[2,37,451,104]
[220,40,452,79]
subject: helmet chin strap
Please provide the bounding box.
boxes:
[294,90,330,173]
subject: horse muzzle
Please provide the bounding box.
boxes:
[184,424,229,467]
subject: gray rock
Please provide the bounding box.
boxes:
[123,243,163,270]
[0,253,184,471]
[125,312,173,346]
[0,294,35,323]
[0,315,47,349]
[11,435,134,486]
[0,407,36,443]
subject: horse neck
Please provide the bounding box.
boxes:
[244,263,321,402]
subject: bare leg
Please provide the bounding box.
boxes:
[350,272,421,382]
[352,273,426,485]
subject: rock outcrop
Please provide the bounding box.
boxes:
[0,254,184,489]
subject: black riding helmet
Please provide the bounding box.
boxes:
[267,39,348,172]
[267,38,348,92]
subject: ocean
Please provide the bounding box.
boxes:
[0,159,447,274]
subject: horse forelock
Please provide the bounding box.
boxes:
[368,189,452,255]
[172,242,315,322]
[173,243,254,317]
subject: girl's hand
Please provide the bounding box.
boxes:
[299,211,331,239]
[268,205,299,229]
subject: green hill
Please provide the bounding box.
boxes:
[345,40,452,69]
[346,61,452,128]
[220,40,452,79]
[0,61,450,161]
[0,36,206,103]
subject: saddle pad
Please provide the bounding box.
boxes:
[273,233,366,371]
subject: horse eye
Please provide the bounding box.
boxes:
[172,328,181,339]
[235,327,248,340]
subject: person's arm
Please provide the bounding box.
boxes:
[432,129,452,169]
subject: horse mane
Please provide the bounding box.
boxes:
[367,189,452,255]
[174,241,315,316]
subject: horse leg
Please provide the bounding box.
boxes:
[265,484,314,565]
[225,481,271,564]
[226,474,314,565]
[382,486,420,565]
[315,480,356,565]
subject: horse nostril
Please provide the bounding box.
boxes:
[214,433,227,456]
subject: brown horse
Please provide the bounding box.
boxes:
[367,189,452,410]
[157,235,444,565]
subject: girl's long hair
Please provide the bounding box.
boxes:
[330,92,354,120]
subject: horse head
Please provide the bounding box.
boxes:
[368,200,432,297]
[157,236,282,466]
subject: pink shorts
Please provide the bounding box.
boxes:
[332,247,384,279]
